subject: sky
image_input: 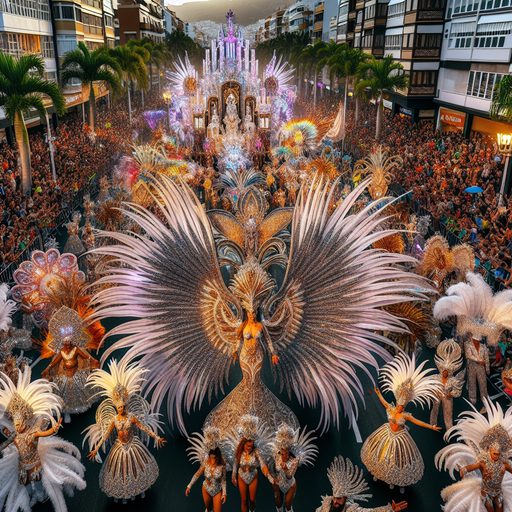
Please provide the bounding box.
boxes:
[165,0,295,25]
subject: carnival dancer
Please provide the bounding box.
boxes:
[361,353,442,492]
[436,398,512,512]
[84,359,166,504]
[315,456,408,512]
[270,423,317,512]
[465,333,490,413]
[430,339,465,430]
[227,414,274,512]
[0,366,86,511]
[186,427,228,512]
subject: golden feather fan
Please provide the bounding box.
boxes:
[373,233,406,254]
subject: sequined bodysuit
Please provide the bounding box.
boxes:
[188,460,227,497]
[274,454,299,494]
[233,448,272,485]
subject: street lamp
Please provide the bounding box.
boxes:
[163,86,172,131]
[497,132,512,206]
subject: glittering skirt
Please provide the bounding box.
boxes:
[203,377,299,436]
[63,235,86,256]
[52,369,96,415]
[361,423,424,487]
[99,436,159,499]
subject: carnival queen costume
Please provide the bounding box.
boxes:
[0,367,86,512]
[83,359,165,503]
[361,353,441,489]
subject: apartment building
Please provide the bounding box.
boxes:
[314,2,325,40]
[117,0,164,45]
[435,0,512,137]
[286,1,314,37]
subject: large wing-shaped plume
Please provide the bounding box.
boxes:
[264,176,432,431]
[89,175,241,434]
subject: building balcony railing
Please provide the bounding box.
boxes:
[409,85,435,95]
[413,47,440,58]
[417,9,444,18]
[314,21,323,31]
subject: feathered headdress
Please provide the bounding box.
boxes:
[435,339,463,375]
[230,259,275,313]
[433,272,512,345]
[0,366,61,425]
[327,456,372,501]
[87,359,147,406]
[47,306,91,354]
[0,284,17,332]
[187,426,228,465]
[271,424,318,466]
[380,352,441,407]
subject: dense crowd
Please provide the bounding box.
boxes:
[0,93,152,270]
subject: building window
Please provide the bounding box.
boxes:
[388,1,405,18]
[385,34,402,49]
[0,33,44,58]
[338,1,349,18]
[356,10,362,23]
[377,3,387,15]
[56,35,77,56]
[41,35,54,58]
[362,29,373,47]
[365,4,375,18]
[105,14,114,27]
[480,0,511,9]
[411,70,436,85]
[53,3,77,19]
[374,33,385,46]
[418,0,445,7]
[448,21,475,48]
[82,0,101,8]
[447,0,478,16]
[467,71,506,99]
[403,32,414,47]
[82,13,103,35]
[474,22,511,48]
[416,33,442,47]
[85,41,103,51]
[337,22,347,36]
[0,0,50,20]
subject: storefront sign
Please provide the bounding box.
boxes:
[383,99,393,110]
[399,107,412,117]
[439,108,465,128]
[419,109,435,118]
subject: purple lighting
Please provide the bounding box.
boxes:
[143,110,166,130]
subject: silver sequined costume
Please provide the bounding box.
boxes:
[429,373,464,430]
[464,339,489,406]
[233,448,272,485]
[274,454,299,493]
[99,413,159,500]
[188,460,227,497]
[361,408,423,487]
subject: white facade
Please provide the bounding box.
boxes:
[436,0,512,123]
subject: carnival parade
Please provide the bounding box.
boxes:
[1,6,512,512]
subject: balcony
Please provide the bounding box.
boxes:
[409,85,435,95]
[315,4,324,13]
[314,21,323,31]
[413,47,440,58]
[417,9,444,19]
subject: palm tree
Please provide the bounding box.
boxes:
[105,45,148,126]
[164,30,203,68]
[356,55,409,140]
[0,53,65,196]
[300,40,326,108]
[60,42,120,133]
[490,75,512,123]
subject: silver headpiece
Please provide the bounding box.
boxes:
[480,424,512,453]
[203,426,222,452]
[237,414,260,441]
[274,424,298,451]
[328,456,372,501]
[435,339,463,375]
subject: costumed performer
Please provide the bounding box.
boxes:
[430,339,465,430]
[186,426,228,512]
[270,423,318,512]
[361,353,442,492]
[0,366,86,512]
[315,456,407,512]
[84,359,166,504]
[227,414,275,512]
[436,398,512,512]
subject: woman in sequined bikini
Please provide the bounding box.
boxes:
[187,447,227,512]
[232,438,274,512]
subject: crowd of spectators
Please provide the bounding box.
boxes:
[0,96,139,270]
[296,94,512,288]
